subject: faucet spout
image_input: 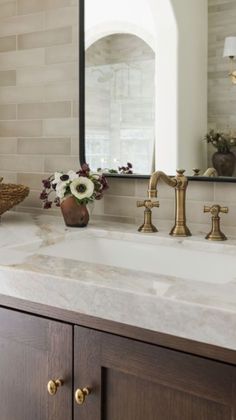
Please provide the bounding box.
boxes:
[148,171,177,198]
[148,169,191,237]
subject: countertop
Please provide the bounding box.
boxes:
[0,211,236,351]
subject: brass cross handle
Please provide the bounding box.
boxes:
[137,199,159,210]
[47,379,63,396]
[75,387,91,405]
[204,205,229,217]
[137,200,159,233]
[203,204,228,241]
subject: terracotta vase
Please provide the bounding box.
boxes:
[212,151,235,177]
[60,196,89,228]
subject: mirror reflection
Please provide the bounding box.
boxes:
[86,34,155,174]
[84,0,236,179]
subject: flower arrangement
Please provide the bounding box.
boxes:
[98,162,133,175]
[40,164,109,209]
[205,130,236,153]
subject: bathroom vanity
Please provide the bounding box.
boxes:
[0,212,236,419]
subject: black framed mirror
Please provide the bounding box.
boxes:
[79,0,236,183]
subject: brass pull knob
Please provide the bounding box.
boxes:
[75,387,91,405]
[47,379,63,396]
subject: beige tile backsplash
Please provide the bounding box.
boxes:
[0,35,16,52]
[0,0,79,212]
[0,0,235,236]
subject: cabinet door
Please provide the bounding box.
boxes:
[74,326,236,420]
[0,308,72,420]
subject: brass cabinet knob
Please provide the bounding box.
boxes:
[75,387,91,405]
[47,379,63,396]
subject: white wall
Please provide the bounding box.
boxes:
[85,0,208,175]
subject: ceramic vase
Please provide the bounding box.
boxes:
[212,152,235,177]
[60,196,90,227]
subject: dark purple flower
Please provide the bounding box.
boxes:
[127,162,133,169]
[54,197,61,207]
[40,190,48,200]
[42,179,51,189]
[81,163,90,172]
[43,201,52,209]
[77,163,90,177]
[101,176,109,190]
[95,191,103,200]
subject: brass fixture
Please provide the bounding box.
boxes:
[75,387,91,405]
[137,199,159,233]
[204,204,229,241]
[47,379,63,396]
[192,168,218,177]
[193,168,201,176]
[203,168,218,177]
[148,169,191,237]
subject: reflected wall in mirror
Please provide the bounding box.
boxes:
[82,0,236,180]
[86,34,155,174]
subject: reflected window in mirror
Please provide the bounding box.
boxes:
[85,34,155,174]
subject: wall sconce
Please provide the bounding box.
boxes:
[223,36,236,84]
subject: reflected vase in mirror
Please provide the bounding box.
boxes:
[212,151,235,177]
[206,130,236,177]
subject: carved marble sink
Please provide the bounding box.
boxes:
[38,228,236,285]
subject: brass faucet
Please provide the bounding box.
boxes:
[147,169,191,237]
[204,204,228,241]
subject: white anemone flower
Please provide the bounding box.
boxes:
[52,171,63,186]
[56,181,68,199]
[67,170,78,181]
[90,172,100,180]
[70,177,94,201]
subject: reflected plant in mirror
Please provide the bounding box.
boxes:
[205,130,236,177]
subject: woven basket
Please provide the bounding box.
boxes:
[0,177,30,215]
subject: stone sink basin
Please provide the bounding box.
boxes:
[38,227,236,285]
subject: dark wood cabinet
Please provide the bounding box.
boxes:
[0,308,73,420]
[74,326,236,420]
[0,304,236,420]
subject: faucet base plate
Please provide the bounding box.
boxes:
[138,223,158,234]
[170,225,192,237]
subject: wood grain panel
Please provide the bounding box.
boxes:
[0,307,72,420]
